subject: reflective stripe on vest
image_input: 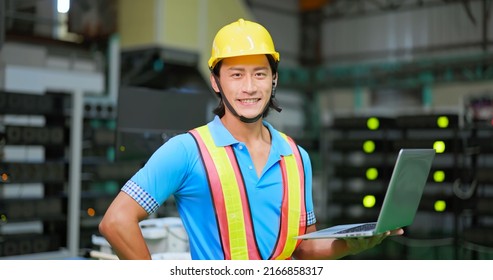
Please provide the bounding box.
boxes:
[189,125,306,260]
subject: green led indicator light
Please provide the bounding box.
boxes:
[363,140,375,153]
[433,170,445,182]
[363,195,376,208]
[366,168,378,180]
[437,116,449,128]
[434,200,446,212]
[367,117,379,130]
[433,141,446,153]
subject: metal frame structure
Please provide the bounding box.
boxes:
[1,64,104,260]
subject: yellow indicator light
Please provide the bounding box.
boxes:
[434,200,446,212]
[119,145,126,152]
[366,168,378,180]
[1,173,8,182]
[363,140,375,153]
[367,117,379,130]
[363,195,376,208]
[433,141,446,153]
[437,116,449,128]
[0,214,7,223]
[87,208,96,217]
[433,170,445,182]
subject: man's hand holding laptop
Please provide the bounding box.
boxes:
[343,228,404,256]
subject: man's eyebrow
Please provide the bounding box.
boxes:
[226,66,269,71]
[226,66,245,71]
[254,66,269,71]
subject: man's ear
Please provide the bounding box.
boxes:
[210,73,220,93]
[272,74,278,88]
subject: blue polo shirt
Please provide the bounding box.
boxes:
[122,116,316,259]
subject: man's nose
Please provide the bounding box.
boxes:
[242,75,257,93]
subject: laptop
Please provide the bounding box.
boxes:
[296,148,436,239]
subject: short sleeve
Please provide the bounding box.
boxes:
[124,133,196,213]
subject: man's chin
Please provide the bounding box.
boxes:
[238,112,262,119]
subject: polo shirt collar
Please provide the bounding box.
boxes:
[207,115,293,156]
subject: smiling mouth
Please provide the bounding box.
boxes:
[238,98,260,104]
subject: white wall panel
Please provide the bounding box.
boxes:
[250,0,300,67]
[322,1,490,64]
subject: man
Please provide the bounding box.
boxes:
[99,18,402,260]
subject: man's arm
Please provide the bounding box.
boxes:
[293,224,403,260]
[99,191,151,260]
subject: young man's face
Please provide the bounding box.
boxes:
[212,54,276,121]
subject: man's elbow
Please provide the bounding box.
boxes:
[99,211,120,238]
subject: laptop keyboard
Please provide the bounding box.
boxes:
[335,222,377,234]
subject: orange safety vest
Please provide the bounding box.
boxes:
[189,125,307,260]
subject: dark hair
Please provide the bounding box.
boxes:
[212,55,278,118]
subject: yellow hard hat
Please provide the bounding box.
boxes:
[208,18,280,69]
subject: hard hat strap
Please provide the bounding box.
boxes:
[270,83,282,113]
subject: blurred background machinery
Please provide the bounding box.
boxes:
[1,0,493,259]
